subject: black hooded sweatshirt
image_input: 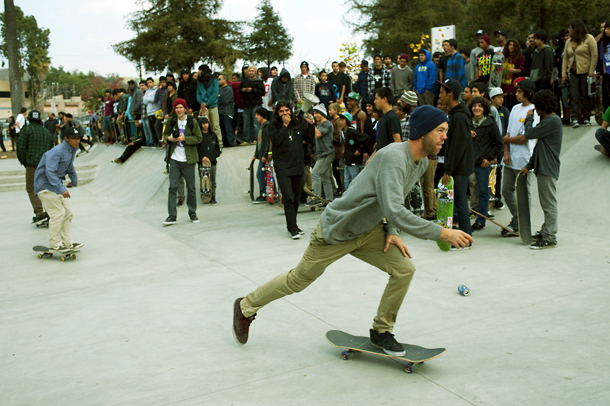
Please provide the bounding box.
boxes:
[445,102,474,177]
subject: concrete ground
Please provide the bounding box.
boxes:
[1,125,609,405]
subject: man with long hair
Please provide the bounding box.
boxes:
[501,39,525,110]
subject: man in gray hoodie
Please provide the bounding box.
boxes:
[271,68,294,105]
[233,105,473,356]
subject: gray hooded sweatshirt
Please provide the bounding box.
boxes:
[271,68,294,104]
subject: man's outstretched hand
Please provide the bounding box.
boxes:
[440,228,473,249]
[384,235,412,258]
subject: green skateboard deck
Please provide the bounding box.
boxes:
[436,177,454,251]
[326,330,446,374]
[515,171,532,245]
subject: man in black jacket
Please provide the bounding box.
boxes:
[240,66,266,144]
[177,68,199,115]
[197,116,221,204]
[218,74,235,147]
[438,79,474,237]
[269,101,315,239]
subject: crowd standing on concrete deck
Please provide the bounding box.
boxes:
[10,19,610,252]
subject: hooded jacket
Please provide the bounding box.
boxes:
[240,75,265,109]
[445,102,474,177]
[472,116,503,166]
[178,78,199,111]
[413,50,437,94]
[197,76,219,109]
[271,68,294,104]
[269,118,315,177]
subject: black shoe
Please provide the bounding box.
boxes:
[471,222,485,231]
[494,200,505,210]
[190,215,200,223]
[252,196,267,204]
[290,229,300,239]
[177,198,184,207]
[163,216,177,226]
[530,238,556,249]
[370,329,405,356]
[210,196,217,204]
[297,228,305,235]
[233,298,256,345]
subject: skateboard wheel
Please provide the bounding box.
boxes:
[341,351,349,360]
[38,254,42,259]
[404,364,413,373]
[72,254,76,259]
[61,257,65,262]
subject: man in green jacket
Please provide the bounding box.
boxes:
[162,98,203,225]
[17,110,55,224]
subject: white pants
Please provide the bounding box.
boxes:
[38,191,73,248]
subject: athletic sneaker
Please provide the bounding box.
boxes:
[494,200,505,210]
[70,242,84,249]
[290,230,300,239]
[471,222,485,231]
[252,196,267,204]
[505,219,519,234]
[584,120,591,126]
[370,329,406,356]
[571,120,579,128]
[50,246,69,253]
[190,216,200,223]
[112,158,123,164]
[177,198,184,207]
[210,196,217,204]
[530,238,556,249]
[163,216,177,226]
[233,297,256,344]
[297,228,305,235]
[532,230,542,241]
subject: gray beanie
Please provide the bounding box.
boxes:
[312,104,327,118]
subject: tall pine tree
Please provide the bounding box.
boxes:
[245,0,293,69]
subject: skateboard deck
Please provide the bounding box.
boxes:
[515,170,532,245]
[326,330,446,374]
[303,186,330,207]
[490,53,504,88]
[32,217,49,228]
[436,177,454,251]
[470,208,518,237]
[405,180,424,215]
[200,163,212,203]
[247,160,255,201]
[33,246,79,261]
[263,162,275,203]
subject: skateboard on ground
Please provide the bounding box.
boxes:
[436,176,454,251]
[33,246,79,261]
[200,162,212,203]
[470,208,518,237]
[262,161,276,204]
[303,187,331,211]
[246,160,255,201]
[326,330,446,374]
[515,170,532,245]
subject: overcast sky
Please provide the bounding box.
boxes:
[3,0,367,78]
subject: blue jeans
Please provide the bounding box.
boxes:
[473,165,491,225]
[220,115,235,146]
[256,160,266,198]
[453,175,472,235]
[243,107,260,143]
[344,165,360,190]
[142,116,153,145]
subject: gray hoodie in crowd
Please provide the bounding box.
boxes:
[271,68,294,104]
[321,141,443,244]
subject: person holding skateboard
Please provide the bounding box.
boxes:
[33,126,84,253]
[521,89,562,249]
[233,105,473,356]
[196,116,221,204]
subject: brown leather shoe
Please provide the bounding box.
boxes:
[233,297,256,344]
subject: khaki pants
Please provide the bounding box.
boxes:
[26,166,45,216]
[422,159,438,218]
[240,222,416,333]
[304,165,312,190]
[37,191,73,248]
[207,107,223,147]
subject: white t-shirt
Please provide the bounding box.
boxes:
[16,113,25,134]
[504,103,539,170]
[170,118,187,162]
[262,78,274,112]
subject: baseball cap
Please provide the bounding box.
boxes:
[339,111,353,123]
[439,79,463,99]
[300,61,309,69]
[476,30,487,36]
[489,87,506,98]
[346,92,360,101]
[494,30,508,38]
[360,59,369,66]
[61,126,82,139]
[27,110,42,122]
[516,78,536,94]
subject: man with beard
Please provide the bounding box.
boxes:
[232,105,473,355]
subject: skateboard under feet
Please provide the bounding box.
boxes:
[33,246,79,261]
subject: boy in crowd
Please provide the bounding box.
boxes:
[489,87,510,209]
[530,30,554,91]
[315,70,337,109]
[197,116,221,205]
[252,107,272,204]
[34,126,84,252]
[414,49,437,106]
[594,106,610,157]
[393,103,408,141]
[310,104,335,204]
[337,111,373,190]
[390,54,414,100]
[474,35,494,84]
[522,89,562,249]
[502,79,538,234]
[373,87,401,151]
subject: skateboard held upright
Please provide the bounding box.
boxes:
[200,162,212,203]
[515,170,532,245]
[436,177,454,251]
[263,161,275,204]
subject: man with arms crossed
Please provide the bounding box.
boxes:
[233,105,473,355]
